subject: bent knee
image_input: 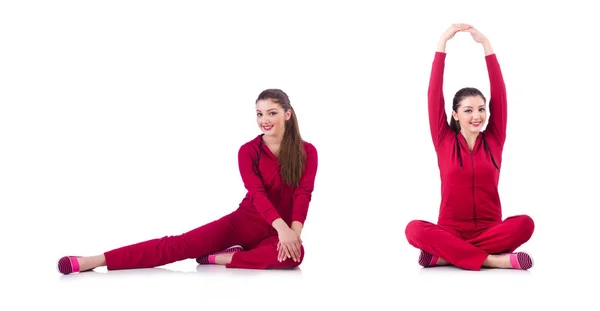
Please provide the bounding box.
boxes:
[517,214,535,236]
[405,220,428,240]
[282,245,304,268]
[296,245,305,266]
[523,215,535,238]
[510,214,535,241]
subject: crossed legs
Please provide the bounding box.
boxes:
[405,215,535,271]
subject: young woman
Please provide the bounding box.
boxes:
[57,89,318,274]
[405,24,535,271]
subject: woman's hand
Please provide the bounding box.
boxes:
[441,23,471,42]
[291,221,303,243]
[277,226,302,262]
[467,27,494,55]
[438,23,471,52]
[467,27,487,44]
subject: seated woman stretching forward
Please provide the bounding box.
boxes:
[58,89,318,274]
[405,24,534,271]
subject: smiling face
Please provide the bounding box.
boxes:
[256,98,291,139]
[452,95,487,135]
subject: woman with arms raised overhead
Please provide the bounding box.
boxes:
[405,24,535,271]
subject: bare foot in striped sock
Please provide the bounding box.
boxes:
[213,253,234,265]
[419,250,450,267]
[57,255,106,274]
[483,252,533,270]
[196,245,243,265]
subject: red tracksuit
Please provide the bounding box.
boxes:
[104,134,318,270]
[405,52,534,270]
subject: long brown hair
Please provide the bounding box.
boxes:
[256,89,306,187]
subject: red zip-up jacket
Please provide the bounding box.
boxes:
[428,52,507,229]
[236,134,318,226]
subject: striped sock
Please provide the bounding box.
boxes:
[57,256,80,275]
[418,250,439,267]
[196,245,244,264]
[509,252,533,270]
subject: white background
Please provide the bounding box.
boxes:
[1,0,598,310]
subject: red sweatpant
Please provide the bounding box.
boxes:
[104,211,304,270]
[405,215,534,271]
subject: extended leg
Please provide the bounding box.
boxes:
[405,220,489,271]
[57,213,241,274]
[103,213,242,270]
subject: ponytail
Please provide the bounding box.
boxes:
[279,108,306,187]
[450,117,460,132]
[256,89,306,187]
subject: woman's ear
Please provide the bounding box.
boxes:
[285,109,292,121]
[452,110,458,121]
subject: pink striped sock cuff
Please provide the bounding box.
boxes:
[509,253,521,269]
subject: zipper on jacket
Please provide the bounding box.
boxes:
[471,150,476,226]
